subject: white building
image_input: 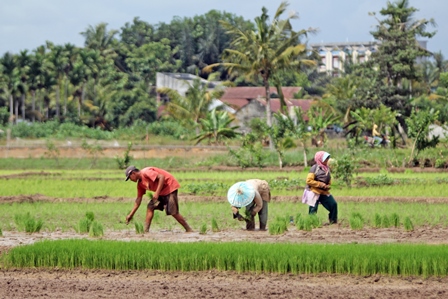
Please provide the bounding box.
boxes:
[310,40,427,76]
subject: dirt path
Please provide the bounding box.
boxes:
[1,269,447,299]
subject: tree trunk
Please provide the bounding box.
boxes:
[277,150,283,169]
[14,98,19,124]
[32,90,36,122]
[264,79,274,150]
[303,145,308,167]
[21,94,25,121]
[56,86,60,118]
[64,77,68,116]
[9,94,13,124]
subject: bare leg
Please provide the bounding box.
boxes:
[172,213,193,232]
[145,209,154,232]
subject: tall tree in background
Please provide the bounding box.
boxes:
[204,1,315,148]
[369,0,436,115]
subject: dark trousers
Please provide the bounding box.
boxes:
[245,200,268,230]
[308,194,338,224]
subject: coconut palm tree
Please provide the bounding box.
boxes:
[193,108,240,145]
[157,76,224,134]
[0,52,22,124]
[204,1,316,148]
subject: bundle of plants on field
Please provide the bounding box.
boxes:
[14,212,44,233]
[4,240,448,278]
[76,212,103,237]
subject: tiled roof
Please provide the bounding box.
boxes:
[221,86,301,101]
[256,98,313,113]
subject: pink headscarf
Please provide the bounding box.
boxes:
[314,151,330,173]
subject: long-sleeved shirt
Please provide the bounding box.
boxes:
[231,179,271,214]
[305,164,332,196]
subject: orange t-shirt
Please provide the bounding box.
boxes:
[137,167,180,198]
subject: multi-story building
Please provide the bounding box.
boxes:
[309,40,427,76]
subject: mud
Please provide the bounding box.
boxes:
[1,268,447,299]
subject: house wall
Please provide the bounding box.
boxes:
[156,73,191,96]
[233,100,266,133]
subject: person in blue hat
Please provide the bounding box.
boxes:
[305,151,338,225]
[228,179,271,231]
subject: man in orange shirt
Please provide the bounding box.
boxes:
[124,166,192,233]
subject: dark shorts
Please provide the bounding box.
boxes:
[147,190,179,216]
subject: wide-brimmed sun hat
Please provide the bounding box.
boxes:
[227,181,255,207]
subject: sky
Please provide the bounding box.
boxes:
[0,0,446,58]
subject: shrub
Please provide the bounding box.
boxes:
[435,159,446,169]
[332,154,357,187]
[115,142,133,169]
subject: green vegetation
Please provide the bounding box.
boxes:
[4,240,448,277]
[134,222,144,235]
[13,212,44,233]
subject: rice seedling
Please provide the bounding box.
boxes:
[296,216,312,231]
[77,212,96,234]
[199,223,207,235]
[77,218,92,234]
[85,211,95,222]
[88,221,104,237]
[309,214,321,228]
[268,216,288,235]
[14,212,44,233]
[391,213,400,228]
[0,227,2,237]
[135,222,144,234]
[349,213,364,230]
[211,218,220,232]
[373,213,382,228]
[382,215,391,228]
[404,217,414,231]
[4,240,448,278]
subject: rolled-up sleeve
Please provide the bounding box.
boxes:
[252,191,263,214]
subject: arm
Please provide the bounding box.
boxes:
[231,206,245,221]
[306,172,330,190]
[126,196,143,224]
[152,173,165,200]
[250,191,263,215]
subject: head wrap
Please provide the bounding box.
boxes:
[314,151,330,173]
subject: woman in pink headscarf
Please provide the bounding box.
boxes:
[305,151,338,224]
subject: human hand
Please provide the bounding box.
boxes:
[125,214,133,225]
[251,210,257,217]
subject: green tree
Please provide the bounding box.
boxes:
[204,1,315,148]
[157,77,224,133]
[193,109,240,145]
[368,0,436,115]
[405,108,439,163]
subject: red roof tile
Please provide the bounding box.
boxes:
[221,86,301,101]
